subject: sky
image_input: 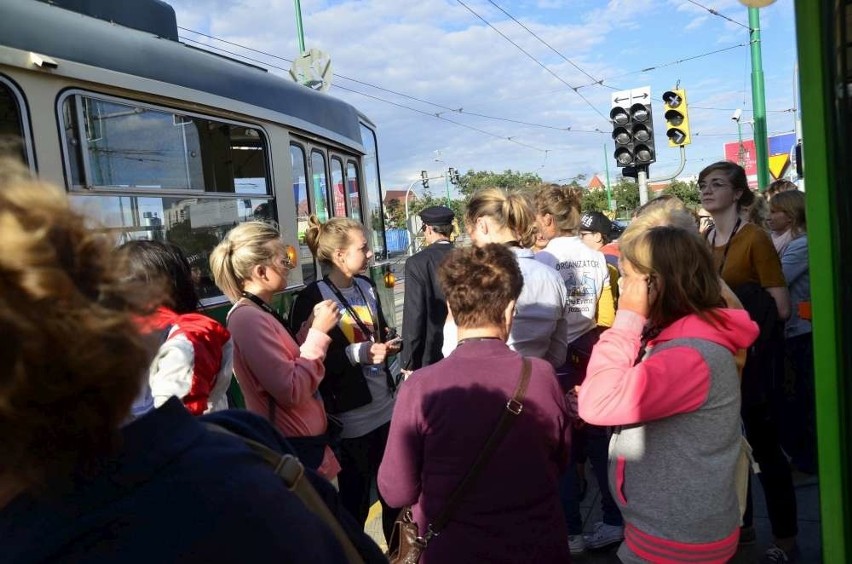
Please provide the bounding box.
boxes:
[166,0,799,192]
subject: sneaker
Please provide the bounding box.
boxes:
[568,534,586,555]
[760,544,800,563]
[583,522,624,550]
[739,525,757,546]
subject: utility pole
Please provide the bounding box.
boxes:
[748,7,770,191]
[294,0,306,53]
[603,143,613,212]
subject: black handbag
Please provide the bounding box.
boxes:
[387,358,532,564]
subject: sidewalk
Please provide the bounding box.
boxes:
[364,465,822,562]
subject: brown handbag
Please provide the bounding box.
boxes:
[387,358,532,564]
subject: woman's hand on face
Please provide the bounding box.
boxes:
[310,300,341,333]
[618,273,651,317]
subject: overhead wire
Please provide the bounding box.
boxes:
[683,0,751,30]
[180,27,576,132]
[454,0,611,123]
[484,0,614,90]
[180,34,554,152]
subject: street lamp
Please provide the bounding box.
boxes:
[732,108,755,169]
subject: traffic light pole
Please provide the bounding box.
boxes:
[603,143,613,211]
[638,167,649,206]
[749,7,770,191]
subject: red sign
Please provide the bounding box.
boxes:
[723,139,757,176]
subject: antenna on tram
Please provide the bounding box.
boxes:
[289,48,333,92]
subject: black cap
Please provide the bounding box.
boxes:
[580,211,612,238]
[419,205,455,226]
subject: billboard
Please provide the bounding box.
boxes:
[723,132,797,187]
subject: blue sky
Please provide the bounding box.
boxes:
[168,0,798,190]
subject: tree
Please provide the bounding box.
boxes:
[385,198,404,228]
[663,179,701,208]
[457,169,542,199]
[612,180,640,218]
[581,188,610,212]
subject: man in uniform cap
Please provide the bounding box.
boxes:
[400,206,455,372]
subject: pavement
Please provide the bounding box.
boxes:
[364,466,822,562]
[368,257,823,562]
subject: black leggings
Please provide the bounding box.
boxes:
[338,421,400,543]
[742,402,799,539]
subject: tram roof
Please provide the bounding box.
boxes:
[1,0,366,150]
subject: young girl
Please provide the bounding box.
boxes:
[289,216,400,541]
[578,226,759,564]
[120,240,233,416]
[209,221,342,480]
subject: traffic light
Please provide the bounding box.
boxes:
[420,170,429,190]
[662,89,691,147]
[610,98,656,168]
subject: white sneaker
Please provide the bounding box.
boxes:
[583,522,624,549]
[568,534,586,555]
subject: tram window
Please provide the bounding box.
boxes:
[310,150,330,222]
[360,124,386,260]
[60,94,269,195]
[346,161,362,221]
[330,157,346,217]
[0,76,32,165]
[290,144,316,284]
[69,193,272,303]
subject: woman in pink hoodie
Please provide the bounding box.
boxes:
[578,226,758,564]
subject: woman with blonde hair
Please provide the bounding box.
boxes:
[290,215,400,541]
[209,221,342,479]
[0,161,353,562]
[770,190,816,476]
[442,187,569,367]
[534,184,611,374]
[579,226,758,563]
[379,244,571,563]
[533,184,614,554]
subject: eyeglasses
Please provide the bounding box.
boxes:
[698,181,733,192]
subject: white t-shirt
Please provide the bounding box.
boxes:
[535,236,609,344]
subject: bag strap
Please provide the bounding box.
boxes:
[424,357,532,541]
[205,423,365,564]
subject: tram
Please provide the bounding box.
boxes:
[0,0,395,322]
[794,1,851,561]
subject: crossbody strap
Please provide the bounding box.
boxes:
[205,423,365,564]
[424,357,532,542]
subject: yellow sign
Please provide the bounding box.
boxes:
[769,154,789,180]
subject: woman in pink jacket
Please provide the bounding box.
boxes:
[210,222,342,480]
[578,225,758,564]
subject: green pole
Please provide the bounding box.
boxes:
[603,143,612,212]
[795,2,850,560]
[294,0,306,54]
[748,7,770,191]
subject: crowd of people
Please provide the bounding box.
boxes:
[0,155,814,564]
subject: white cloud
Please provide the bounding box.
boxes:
[168,0,798,188]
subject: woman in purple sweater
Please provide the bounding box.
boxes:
[378,244,572,563]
